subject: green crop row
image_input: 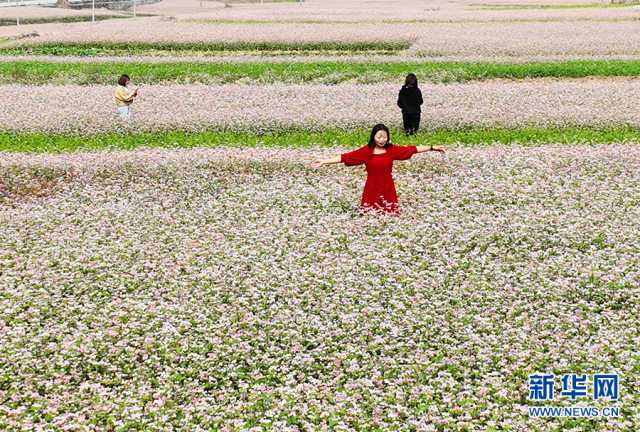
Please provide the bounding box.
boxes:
[2,126,638,153]
[3,59,640,85]
[0,41,412,57]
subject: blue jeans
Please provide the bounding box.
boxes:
[116,106,131,119]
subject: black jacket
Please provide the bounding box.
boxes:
[397,85,423,114]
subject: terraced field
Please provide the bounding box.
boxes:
[1,0,639,430]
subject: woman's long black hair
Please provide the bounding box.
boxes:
[367,123,392,149]
[118,74,130,86]
[404,73,418,87]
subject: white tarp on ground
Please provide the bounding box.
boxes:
[0,0,56,7]
[0,0,160,7]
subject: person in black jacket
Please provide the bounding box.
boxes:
[397,73,423,135]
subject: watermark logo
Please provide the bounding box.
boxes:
[593,374,619,401]
[527,373,620,418]
[529,373,555,401]
[560,374,588,400]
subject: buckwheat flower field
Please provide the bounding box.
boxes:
[2,20,640,59]
[1,145,639,431]
[7,53,640,64]
[2,79,640,133]
[1,0,640,430]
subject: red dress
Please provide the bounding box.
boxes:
[340,144,418,215]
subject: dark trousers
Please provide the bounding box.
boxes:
[402,112,421,135]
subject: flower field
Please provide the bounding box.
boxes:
[2,79,640,133]
[1,0,639,430]
[2,19,640,59]
[1,146,639,431]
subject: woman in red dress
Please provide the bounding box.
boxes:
[309,123,445,215]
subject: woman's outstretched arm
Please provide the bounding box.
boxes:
[311,145,370,168]
[309,156,341,169]
[416,145,445,154]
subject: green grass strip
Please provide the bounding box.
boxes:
[2,126,639,153]
[2,59,640,85]
[0,14,151,27]
[0,41,410,57]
